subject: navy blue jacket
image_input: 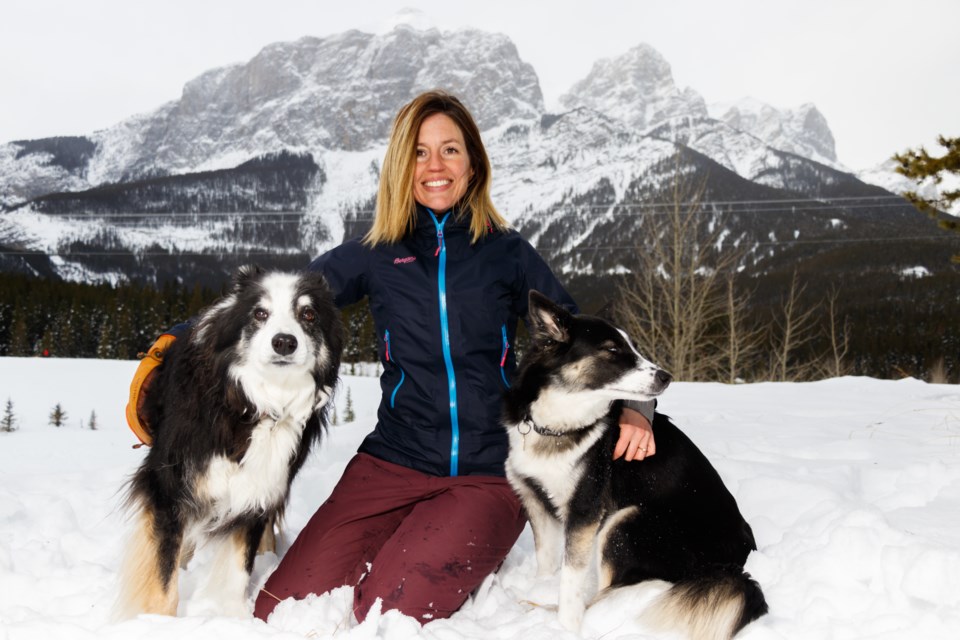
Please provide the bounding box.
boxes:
[308,205,576,477]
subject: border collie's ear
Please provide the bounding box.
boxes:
[528,290,571,344]
[232,264,263,292]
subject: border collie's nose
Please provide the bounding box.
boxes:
[656,369,672,388]
[272,333,298,356]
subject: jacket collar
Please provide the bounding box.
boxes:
[414,202,471,233]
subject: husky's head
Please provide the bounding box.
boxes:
[194,265,344,413]
[524,290,671,403]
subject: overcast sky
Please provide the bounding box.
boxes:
[1,0,956,170]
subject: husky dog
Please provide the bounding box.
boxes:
[504,291,766,640]
[115,266,343,618]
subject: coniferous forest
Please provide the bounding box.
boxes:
[1,269,957,382]
[0,273,378,363]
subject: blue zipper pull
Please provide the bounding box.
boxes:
[435,229,444,257]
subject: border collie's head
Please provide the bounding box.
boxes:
[524,290,671,402]
[194,265,343,390]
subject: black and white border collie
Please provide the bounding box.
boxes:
[504,291,767,640]
[115,266,343,619]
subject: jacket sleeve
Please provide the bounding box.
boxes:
[306,238,370,308]
[515,236,579,317]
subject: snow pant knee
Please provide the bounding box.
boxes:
[254,454,526,623]
[352,476,525,622]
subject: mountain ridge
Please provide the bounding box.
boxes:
[0,23,953,291]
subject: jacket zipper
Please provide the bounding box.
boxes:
[429,209,461,477]
[384,329,406,409]
[500,323,511,388]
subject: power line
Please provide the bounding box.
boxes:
[2,234,957,258]
[7,197,923,223]
[6,193,913,216]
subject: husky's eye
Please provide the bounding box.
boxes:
[254,308,269,321]
[300,307,317,323]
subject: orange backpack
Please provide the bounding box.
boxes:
[124,334,176,447]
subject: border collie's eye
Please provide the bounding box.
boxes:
[254,308,269,321]
[300,308,317,323]
[601,341,619,353]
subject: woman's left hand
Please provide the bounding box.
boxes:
[613,406,655,461]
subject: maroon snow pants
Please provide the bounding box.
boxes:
[253,453,526,623]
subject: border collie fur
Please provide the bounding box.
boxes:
[504,291,767,640]
[115,266,343,619]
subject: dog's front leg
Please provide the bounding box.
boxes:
[558,521,599,632]
[187,526,258,617]
[510,476,564,576]
[529,503,563,577]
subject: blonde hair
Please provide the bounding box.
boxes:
[364,90,509,246]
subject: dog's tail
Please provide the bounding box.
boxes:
[642,567,767,640]
[112,496,179,620]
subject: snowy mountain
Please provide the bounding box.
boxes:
[0,23,953,295]
[558,44,708,131]
[0,25,542,206]
[709,98,839,168]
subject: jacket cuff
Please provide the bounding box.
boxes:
[623,399,656,424]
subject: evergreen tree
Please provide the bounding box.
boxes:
[39,325,57,357]
[344,387,356,422]
[96,315,115,359]
[894,135,960,262]
[8,310,29,356]
[49,403,68,427]
[89,410,98,431]
[1,399,16,432]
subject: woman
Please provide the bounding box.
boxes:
[131,90,655,623]
[251,90,655,623]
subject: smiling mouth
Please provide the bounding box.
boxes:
[423,179,451,188]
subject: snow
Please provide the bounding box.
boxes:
[899,266,931,279]
[2,357,960,639]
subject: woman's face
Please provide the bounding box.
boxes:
[413,113,473,213]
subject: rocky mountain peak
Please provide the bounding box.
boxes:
[558,43,707,131]
[89,25,544,182]
[711,98,838,164]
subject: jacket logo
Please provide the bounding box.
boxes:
[393,256,417,265]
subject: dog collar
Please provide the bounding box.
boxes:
[532,423,565,437]
[519,418,566,438]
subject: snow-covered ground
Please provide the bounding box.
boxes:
[1,357,959,639]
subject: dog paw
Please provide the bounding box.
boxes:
[184,596,250,618]
[558,603,584,632]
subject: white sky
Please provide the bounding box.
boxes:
[0,0,956,170]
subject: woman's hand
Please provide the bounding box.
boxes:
[613,406,655,461]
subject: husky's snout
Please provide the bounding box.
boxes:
[654,369,672,392]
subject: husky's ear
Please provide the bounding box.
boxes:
[594,299,616,322]
[528,290,572,344]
